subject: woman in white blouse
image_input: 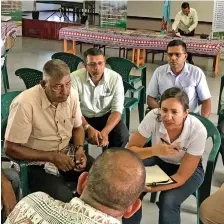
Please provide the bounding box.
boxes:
[127,87,207,224]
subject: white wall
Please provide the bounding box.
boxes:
[22,0,214,22]
[22,1,59,11]
[127,1,214,22]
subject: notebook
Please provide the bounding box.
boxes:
[145,165,175,186]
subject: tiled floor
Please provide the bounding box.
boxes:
[2,36,224,224]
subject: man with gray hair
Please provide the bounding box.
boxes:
[6,148,146,224]
[4,59,94,202]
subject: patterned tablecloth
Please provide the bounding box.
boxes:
[59,27,223,56]
[1,20,17,43]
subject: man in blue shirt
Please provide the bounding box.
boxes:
[147,39,211,118]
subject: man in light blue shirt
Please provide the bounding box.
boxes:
[147,39,211,118]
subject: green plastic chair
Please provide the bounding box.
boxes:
[15,68,43,89]
[106,57,147,103]
[1,91,30,197]
[1,49,10,93]
[149,113,221,224]
[1,91,22,119]
[122,81,145,130]
[51,52,84,73]
[217,75,224,124]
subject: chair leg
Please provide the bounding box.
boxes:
[150,192,158,203]
[152,52,155,63]
[80,43,82,53]
[84,143,89,155]
[125,109,130,130]
[162,52,164,61]
[20,163,29,197]
[125,49,128,59]
[138,97,144,124]
[119,47,121,57]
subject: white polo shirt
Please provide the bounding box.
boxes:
[172,8,198,33]
[138,109,207,165]
[71,68,124,118]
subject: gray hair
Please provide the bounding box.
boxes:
[43,59,70,80]
[86,148,146,211]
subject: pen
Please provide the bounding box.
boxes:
[160,138,179,151]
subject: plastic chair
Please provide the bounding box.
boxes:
[1,91,30,197]
[15,68,43,89]
[51,52,84,73]
[1,49,10,93]
[106,57,147,103]
[149,113,221,224]
[217,75,224,124]
[122,81,145,130]
[1,91,22,119]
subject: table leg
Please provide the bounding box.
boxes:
[136,49,140,66]
[6,36,12,49]
[132,48,135,63]
[64,39,68,52]
[72,41,76,55]
[214,52,221,77]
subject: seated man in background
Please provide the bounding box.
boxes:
[1,168,20,223]
[199,183,224,224]
[172,2,198,64]
[5,148,146,224]
[147,39,211,118]
[71,48,129,149]
[4,59,93,203]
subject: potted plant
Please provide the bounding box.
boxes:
[32,0,39,19]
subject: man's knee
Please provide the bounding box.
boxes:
[200,198,214,224]
[3,168,20,193]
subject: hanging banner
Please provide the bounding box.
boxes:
[160,0,171,34]
[212,0,224,59]
[100,0,127,29]
[1,0,22,36]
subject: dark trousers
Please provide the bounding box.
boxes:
[85,113,129,148]
[178,28,195,64]
[123,157,204,224]
[218,120,224,164]
[28,154,94,203]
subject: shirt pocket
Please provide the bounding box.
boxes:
[181,85,195,102]
[99,94,113,109]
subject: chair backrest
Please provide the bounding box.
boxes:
[106,57,138,82]
[1,91,22,119]
[217,75,224,114]
[190,113,221,201]
[51,52,84,73]
[15,68,43,89]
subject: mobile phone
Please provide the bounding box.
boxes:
[160,138,179,151]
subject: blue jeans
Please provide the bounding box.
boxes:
[122,157,204,224]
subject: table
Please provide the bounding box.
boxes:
[1,20,17,50]
[59,27,223,77]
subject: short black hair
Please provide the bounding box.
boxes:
[167,40,187,52]
[83,48,104,62]
[181,2,190,9]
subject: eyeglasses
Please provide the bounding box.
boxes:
[51,81,71,91]
[167,53,186,58]
[87,61,105,67]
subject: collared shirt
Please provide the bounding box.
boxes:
[138,109,207,165]
[146,63,211,113]
[5,192,121,224]
[71,68,124,118]
[5,85,82,152]
[172,8,198,32]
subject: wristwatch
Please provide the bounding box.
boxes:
[84,124,90,131]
